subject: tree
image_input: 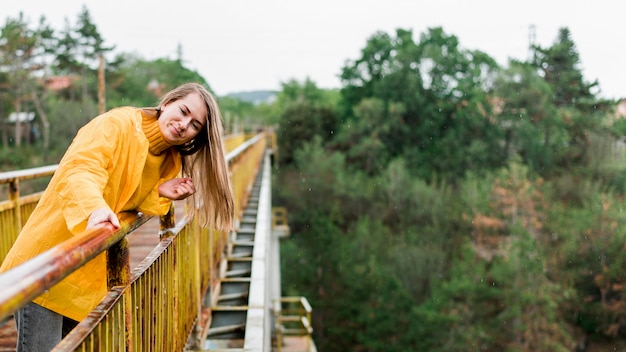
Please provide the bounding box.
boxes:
[532,28,598,112]
[330,97,401,174]
[493,61,563,175]
[410,245,502,351]
[547,190,626,340]
[275,80,338,166]
[339,29,412,161]
[339,27,503,181]
[29,15,57,159]
[278,78,337,109]
[106,55,210,109]
[530,27,615,177]
[76,6,107,101]
[53,6,113,104]
[276,105,336,166]
[0,13,39,147]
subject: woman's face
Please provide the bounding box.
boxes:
[158,92,207,145]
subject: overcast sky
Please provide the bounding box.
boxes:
[3,0,624,99]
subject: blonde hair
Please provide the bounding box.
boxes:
[157,83,234,231]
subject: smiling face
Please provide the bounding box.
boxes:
[158,92,207,145]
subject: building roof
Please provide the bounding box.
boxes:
[7,112,35,123]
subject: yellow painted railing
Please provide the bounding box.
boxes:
[0,165,57,262]
[275,296,314,352]
[223,132,246,155]
[272,207,290,238]
[0,132,271,351]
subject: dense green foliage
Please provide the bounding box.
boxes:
[2,6,626,351]
[275,28,626,352]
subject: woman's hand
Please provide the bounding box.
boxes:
[159,177,196,200]
[87,208,120,229]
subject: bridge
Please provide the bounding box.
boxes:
[0,131,316,351]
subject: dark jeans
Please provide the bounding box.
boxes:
[15,302,78,352]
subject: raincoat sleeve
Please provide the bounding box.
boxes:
[53,114,125,233]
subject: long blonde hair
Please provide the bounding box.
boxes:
[157,83,234,231]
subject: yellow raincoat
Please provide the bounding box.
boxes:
[0,107,181,321]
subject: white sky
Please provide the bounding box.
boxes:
[3,0,624,99]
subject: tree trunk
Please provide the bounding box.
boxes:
[98,54,105,115]
[14,95,22,147]
[1,119,7,149]
[31,91,50,161]
[0,101,8,149]
[82,65,88,105]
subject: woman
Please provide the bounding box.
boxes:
[0,82,234,351]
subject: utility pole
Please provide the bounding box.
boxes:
[528,24,536,61]
[98,53,105,115]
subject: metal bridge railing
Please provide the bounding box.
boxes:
[0,165,57,261]
[274,296,314,352]
[0,132,270,351]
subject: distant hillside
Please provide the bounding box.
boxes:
[224,90,278,105]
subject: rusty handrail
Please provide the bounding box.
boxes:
[226,133,264,164]
[0,214,151,322]
[0,165,58,243]
[0,165,58,185]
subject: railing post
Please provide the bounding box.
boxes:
[9,179,22,232]
[159,203,180,349]
[160,203,176,236]
[107,236,133,352]
[187,215,203,350]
